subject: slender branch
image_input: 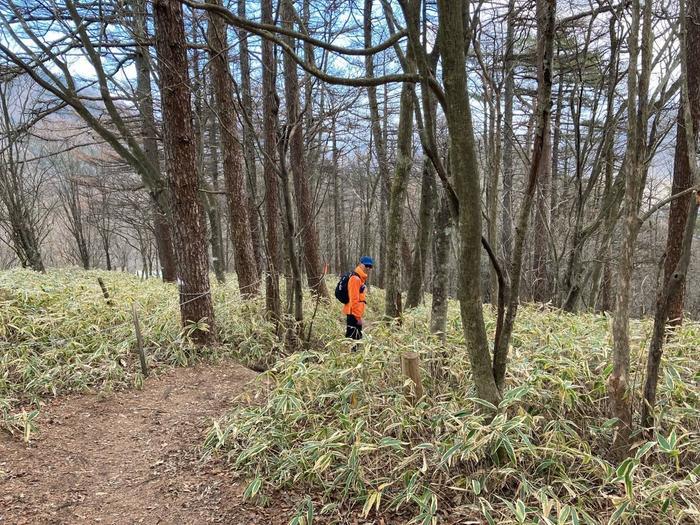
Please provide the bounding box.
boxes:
[639,186,699,224]
[182,0,408,56]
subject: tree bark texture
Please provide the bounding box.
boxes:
[364,0,390,286]
[206,90,226,283]
[662,1,700,327]
[532,124,552,302]
[430,192,451,336]
[261,0,282,321]
[153,0,215,344]
[282,0,329,299]
[437,0,502,408]
[131,0,177,283]
[384,77,415,318]
[207,0,259,297]
[641,0,700,430]
[610,0,652,456]
[237,0,264,277]
[406,157,435,309]
[500,0,516,266]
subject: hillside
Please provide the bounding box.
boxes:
[1,269,698,523]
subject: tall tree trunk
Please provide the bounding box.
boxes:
[153,0,215,344]
[430,192,452,336]
[486,93,501,304]
[332,124,347,273]
[437,0,501,408]
[641,0,700,430]
[261,0,282,321]
[610,0,652,456]
[550,63,563,239]
[384,76,415,319]
[207,0,259,296]
[501,0,516,265]
[662,2,700,327]
[206,89,226,283]
[237,0,264,277]
[282,0,329,299]
[364,0,390,287]
[131,0,177,283]
[493,0,557,391]
[406,158,435,309]
[278,137,304,334]
[532,124,552,302]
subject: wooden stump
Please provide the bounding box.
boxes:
[401,352,423,405]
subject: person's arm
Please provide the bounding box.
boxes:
[349,276,365,320]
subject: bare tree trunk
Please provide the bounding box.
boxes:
[0,86,46,273]
[278,135,304,334]
[430,192,451,336]
[131,0,177,283]
[153,0,215,344]
[237,0,263,277]
[662,2,700,328]
[486,93,501,304]
[550,58,563,232]
[532,124,552,302]
[261,0,282,321]
[610,0,652,456]
[59,179,90,270]
[281,0,329,299]
[641,0,699,430]
[384,76,415,319]
[493,0,556,391]
[205,90,226,283]
[364,0,390,287]
[207,0,259,296]
[406,158,435,309]
[332,124,347,274]
[501,0,516,265]
[437,0,501,408]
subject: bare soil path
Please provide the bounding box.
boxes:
[0,361,292,524]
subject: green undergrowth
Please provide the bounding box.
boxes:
[2,268,699,523]
[204,297,700,524]
[0,267,282,438]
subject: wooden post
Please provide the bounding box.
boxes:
[132,303,148,377]
[401,351,423,405]
[97,277,113,305]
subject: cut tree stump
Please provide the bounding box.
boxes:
[401,351,423,405]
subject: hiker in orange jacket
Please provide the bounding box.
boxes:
[343,256,373,349]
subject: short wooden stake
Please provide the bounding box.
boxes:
[132,303,148,377]
[97,277,113,305]
[401,352,423,405]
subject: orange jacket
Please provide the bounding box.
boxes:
[342,266,367,320]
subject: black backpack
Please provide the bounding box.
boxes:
[335,271,357,304]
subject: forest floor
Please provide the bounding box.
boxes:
[0,361,294,525]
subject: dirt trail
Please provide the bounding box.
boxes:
[0,361,291,524]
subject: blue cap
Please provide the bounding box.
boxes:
[360,256,374,268]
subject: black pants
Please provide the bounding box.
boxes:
[345,315,362,347]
